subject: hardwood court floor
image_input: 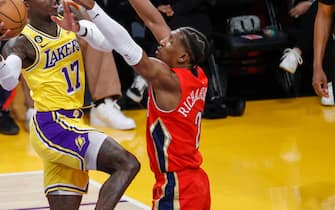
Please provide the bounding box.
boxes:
[0,171,148,210]
[1,96,335,210]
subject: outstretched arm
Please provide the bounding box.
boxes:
[83,2,179,94]
[62,0,181,109]
[63,1,176,87]
[313,2,334,97]
[128,0,171,42]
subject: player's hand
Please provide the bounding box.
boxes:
[51,0,80,32]
[157,5,174,17]
[0,22,11,41]
[312,66,329,97]
[72,0,95,10]
[289,1,312,18]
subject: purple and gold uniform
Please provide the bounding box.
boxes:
[21,24,106,195]
[147,67,211,210]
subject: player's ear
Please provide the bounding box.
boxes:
[177,53,190,64]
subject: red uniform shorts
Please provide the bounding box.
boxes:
[152,168,210,210]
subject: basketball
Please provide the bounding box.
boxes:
[0,0,27,38]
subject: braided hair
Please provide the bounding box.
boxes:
[178,27,210,67]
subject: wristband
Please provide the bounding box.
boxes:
[77,25,88,37]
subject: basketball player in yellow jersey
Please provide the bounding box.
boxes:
[0,0,140,209]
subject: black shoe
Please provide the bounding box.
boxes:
[223,97,246,116]
[0,110,19,135]
[203,96,246,119]
[203,96,229,119]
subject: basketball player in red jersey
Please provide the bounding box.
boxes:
[55,0,211,209]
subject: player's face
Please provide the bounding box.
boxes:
[155,30,190,67]
[26,0,59,19]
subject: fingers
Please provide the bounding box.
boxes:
[289,7,302,18]
[157,4,174,16]
[321,82,329,97]
[0,29,10,40]
[0,22,7,38]
[71,13,80,31]
[312,81,321,96]
[50,16,62,25]
[51,8,79,32]
[62,0,78,21]
[313,81,329,97]
[63,0,71,14]
[289,10,299,18]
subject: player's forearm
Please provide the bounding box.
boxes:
[128,0,171,42]
[86,3,143,66]
[77,19,113,52]
[0,54,22,90]
[313,4,333,70]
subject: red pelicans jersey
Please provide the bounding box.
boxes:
[146,67,208,175]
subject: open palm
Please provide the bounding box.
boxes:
[50,0,80,32]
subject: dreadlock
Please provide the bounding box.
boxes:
[178,27,210,67]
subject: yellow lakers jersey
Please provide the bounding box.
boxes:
[21,24,85,111]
